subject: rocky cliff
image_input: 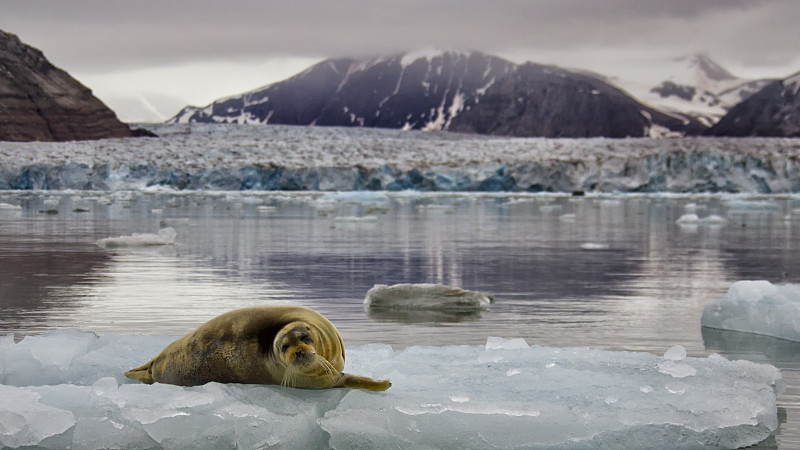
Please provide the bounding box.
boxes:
[0,30,134,142]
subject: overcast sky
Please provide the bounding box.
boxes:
[2,0,799,122]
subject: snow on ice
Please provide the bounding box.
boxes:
[702,280,800,342]
[0,124,799,193]
[0,331,783,449]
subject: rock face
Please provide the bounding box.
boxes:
[171,50,713,137]
[707,72,800,137]
[170,50,517,131]
[0,29,134,142]
[448,63,706,138]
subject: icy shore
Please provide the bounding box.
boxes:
[0,331,782,449]
[1,124,799,193]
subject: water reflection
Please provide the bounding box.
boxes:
[364,306,487,324]
[1,191,799,447]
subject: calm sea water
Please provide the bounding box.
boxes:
[1,190,799,447]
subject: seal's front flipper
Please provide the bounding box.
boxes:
[124,361,155,384]
[337,373,392,391]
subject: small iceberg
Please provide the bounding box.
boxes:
[0,202,22,211]
[364,283,493,310]
[96,227,178,249]
[676,213,727,225]
[702,280,800,342]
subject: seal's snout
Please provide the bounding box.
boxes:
[291,345,316,363]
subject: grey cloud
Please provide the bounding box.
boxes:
[1,0,798,75]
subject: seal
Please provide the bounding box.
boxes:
[124,305,391,391]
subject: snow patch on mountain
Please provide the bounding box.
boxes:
[611,53,773,125]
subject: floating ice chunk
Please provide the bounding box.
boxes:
[485,336,529,350]
[676,213,700,224]
[257,205,277,213]
[0,331,784,449]
[333,215,378,223]
[559,213,576,222]
[702,280,800,341]
[417,204,455,213]
[663,345,687,360]
[677,213,727,226]
[364,283,493,310]
[0,203,22,211]
[580,242,609,250]
[96,227,177,249]
[319,191,389,205]
[703,214,727,224]
[724,199,779,212]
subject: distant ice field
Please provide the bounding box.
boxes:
[0,124,799,192]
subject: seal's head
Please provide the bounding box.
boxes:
[273,321,338,387]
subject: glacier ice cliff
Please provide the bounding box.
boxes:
[0,331,783,449]
[1,124,798,193]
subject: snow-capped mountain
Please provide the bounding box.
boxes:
[169,50,517,131]
[611,53,773,127]
[708,71,800,137]
[448,62,705,138]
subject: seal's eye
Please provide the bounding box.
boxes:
[300,334,313,344]
[281,343,290,353]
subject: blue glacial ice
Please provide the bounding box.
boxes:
[702,280,800,342]
[0,331,782,449]
[1,124,799,193]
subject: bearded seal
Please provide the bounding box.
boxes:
[124,306,391,391]
[364,283,493,310]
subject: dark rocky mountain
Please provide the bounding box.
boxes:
[170,50,732,138]
[0,29,136,142]
[707,72,800,137]
[448,63,707,138]
[170,50,517,131]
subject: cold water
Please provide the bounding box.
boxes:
[0,190,799,447]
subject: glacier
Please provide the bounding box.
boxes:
[0,331,783,449]
[702,280,800,342]
[0,124,799,193]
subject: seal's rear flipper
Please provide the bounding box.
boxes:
[337,373,391,391]
[124,362,155,384]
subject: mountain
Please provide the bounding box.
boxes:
[0,30,136,142]
[611,53,773,127]
[169,50,517,131]
[448,62,706,138]
[707,72,800,137]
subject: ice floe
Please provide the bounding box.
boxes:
[0,331,782,449]
[702,280,800,342]
[96,227,178,249]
